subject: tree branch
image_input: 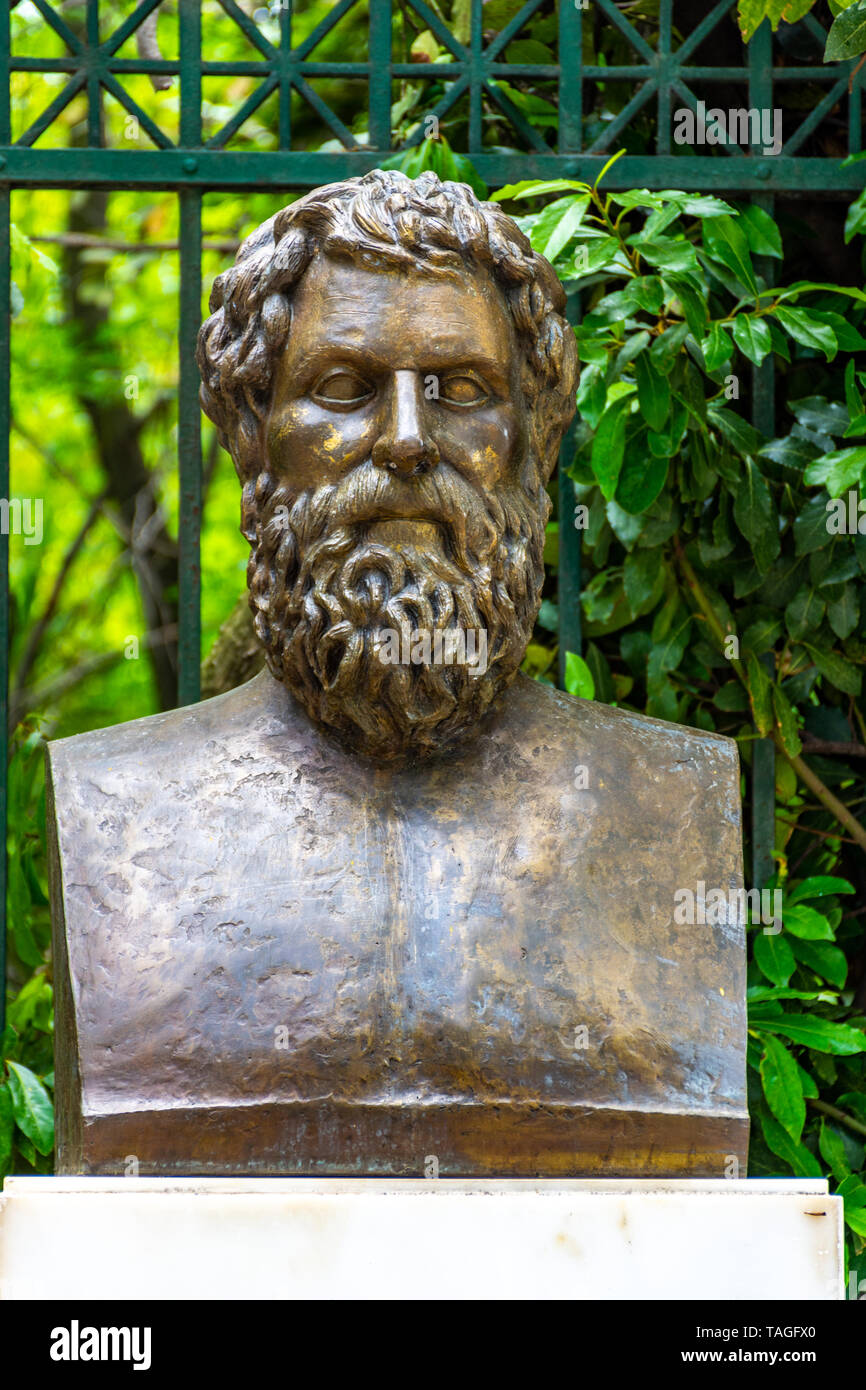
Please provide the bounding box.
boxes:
[807,1098,866,1141]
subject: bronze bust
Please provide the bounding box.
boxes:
[48,170,747,1177]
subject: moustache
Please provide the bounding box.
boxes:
[260,458,505,569]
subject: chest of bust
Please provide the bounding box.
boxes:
[48,674,748,1176]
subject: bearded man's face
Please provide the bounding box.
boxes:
[250,253,548,764]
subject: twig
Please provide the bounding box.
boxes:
[774,814,858,847]
[16,624,178,716]
[11,489,108,705]
[801,735,866,759]
[807,1098,866,1141]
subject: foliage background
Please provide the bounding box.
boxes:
[1,0,865,1294]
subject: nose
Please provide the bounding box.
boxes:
[372,371,440,476]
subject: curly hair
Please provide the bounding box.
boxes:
[196,167,577,534]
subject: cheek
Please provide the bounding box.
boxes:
[437,405,524,486]
[266,402,377,486]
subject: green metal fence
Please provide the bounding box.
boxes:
[1,0,864,1015]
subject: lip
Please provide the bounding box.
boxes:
[360,504,445,524]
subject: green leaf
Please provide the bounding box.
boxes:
[781,0,816,23]
[608,189,669,212]
[806,643,863,697]
[844,357,865,421]
[773,306,838,361]
[634,239,699,275]
[661,192,736,217]
[732,314,773,365]
[531,195,591,263]
[738,0,773,44]
[576,363,607,429]
[788,875,855,904]
[760,1034,806,1141]
[647,613,692,685]
[490,179,588,203]
[785,585,825,639]
[783,904,835,940]
[845,187,866,244]
[733,457,780,573]
[615,451,669,515]
[778,281,866,305]
[701,322,733,373]
[843,1209,866,1238]
[623,548,665,617]
[790,395,850,436]
[748,987,838,1004]
[789,938,848,989]
[751,1014,866,1054]
[804,446,866,497]
[754,930,797,987]
[809,309,866,354]
[818,1120,850,1180]
[612,330,651,377]
[761,433,818,475]
[633,353,670,433]
[5,1060,54,1156]
[793,494,834,556]
[590,398,630,501]
[703,215,758,295]
[758,1108,823,1177]
[649,321,690,373]
[714,680,749,711]
[708,407,764,458]
[566,236,631,280]
[772,686,802,757]
[564,651,595,700]
[825,1,866,61]
[738,203,783,258]
[627,276,664,315]
[827,584,859,640]
[746,651,774,736]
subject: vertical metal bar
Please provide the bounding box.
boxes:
[469,0,482,154]
[178,192,202,707]
[178,2,202,706]
[558,289,582,689]
[368,0,391,151]
[0,186,9,1033]
[656,0,672,155]
[179,0,201,148]
[279,0,292,150]
[558,0,582,155]
[748,21,776,890]
[86,0,101,147]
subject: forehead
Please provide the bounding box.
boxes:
[282,254,516,371]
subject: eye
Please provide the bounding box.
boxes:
[439,374,489,406]
[312,369,374,407]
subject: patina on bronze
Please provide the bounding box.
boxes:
[48,170,748,1177]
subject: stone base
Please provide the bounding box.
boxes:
[0,1177,842,1300]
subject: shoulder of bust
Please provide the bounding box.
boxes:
[45,670,287,784]
[498,672,740,797]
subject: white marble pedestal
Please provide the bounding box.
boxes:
[0,1177,843,1300]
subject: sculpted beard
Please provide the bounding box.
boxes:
[246,458,547,763]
